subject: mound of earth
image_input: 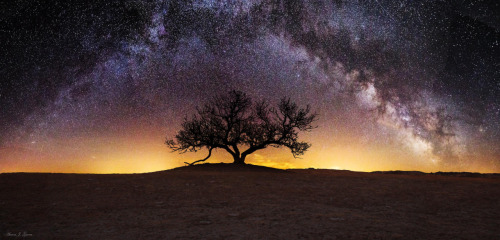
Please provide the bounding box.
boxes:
[166,163,289,173]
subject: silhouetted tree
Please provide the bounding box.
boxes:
[166,90,317,165]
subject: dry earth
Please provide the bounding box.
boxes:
[1,164,499,239]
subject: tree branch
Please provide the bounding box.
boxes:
[185,147,213,166]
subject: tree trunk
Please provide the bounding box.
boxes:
[232,155,246,164]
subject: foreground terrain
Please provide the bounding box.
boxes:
[1,164,499,239]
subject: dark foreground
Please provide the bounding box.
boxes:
[1,164,499,239]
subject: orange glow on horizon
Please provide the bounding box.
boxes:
[1,125,498,174]
[2,150,499,174]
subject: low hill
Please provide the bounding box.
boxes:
[167,163,289,173]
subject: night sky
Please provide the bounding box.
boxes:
[1,0,499,173]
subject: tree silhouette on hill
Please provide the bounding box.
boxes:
[166,90,317,165]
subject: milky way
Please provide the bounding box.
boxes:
[1,0,499,173]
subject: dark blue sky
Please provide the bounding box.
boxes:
[1,0,498,173]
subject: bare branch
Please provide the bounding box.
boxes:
[184,147,214,166]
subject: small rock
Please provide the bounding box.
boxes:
[329,217,345,221]
[227,213,240,217]
[199,220,211,225]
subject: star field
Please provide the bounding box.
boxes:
[1,0,499,173]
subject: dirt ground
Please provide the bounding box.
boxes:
[1,164,499,239]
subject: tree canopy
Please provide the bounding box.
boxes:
[166,90,317,165]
